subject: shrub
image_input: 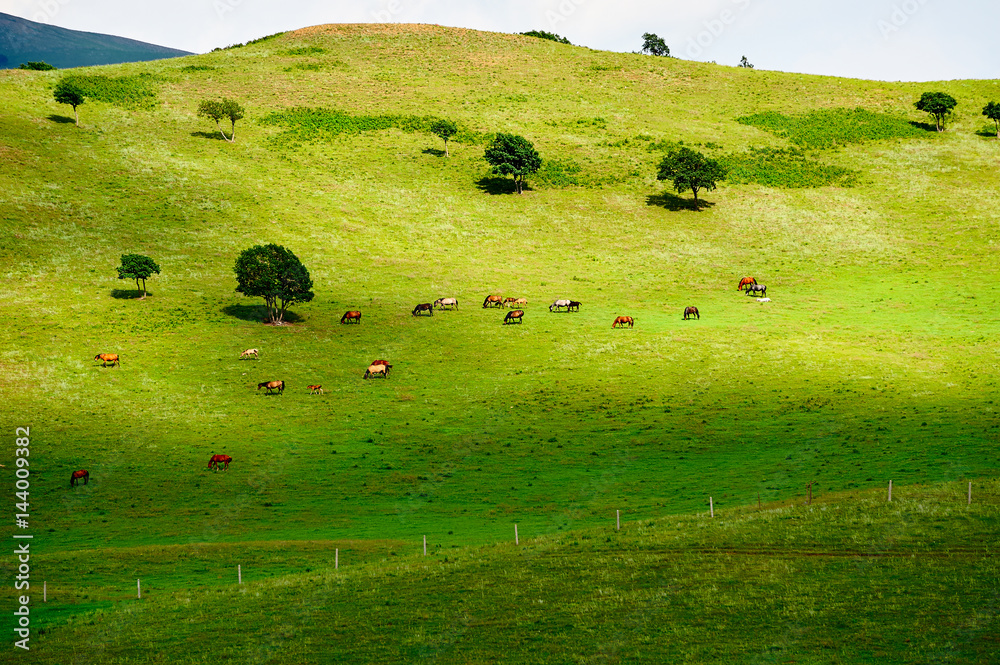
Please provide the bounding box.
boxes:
[59,74,161,110]
[720,147,858,188]
[737,108,926,149]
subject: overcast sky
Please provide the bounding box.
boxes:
[2,0,996,81]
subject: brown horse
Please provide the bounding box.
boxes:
[612,316,634,328]
[94,353,120,367]
[364,364,389,379]
[503,309,524,324]
[567,301,581,312]
[208,454,232,471]
[370,359,393,368]
[307,385,323,394]
[257,380,285,394]
[738,277,757,291]
[70,469,89,486]
[341,311,362,324]
[483,295,504,308]
[412,303,433,316]
[683,306,700,320]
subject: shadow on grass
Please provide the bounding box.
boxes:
[975,127,999,138]
[47,115,76,124]
[111,289,151,299]
[422,148,445,157]
[222,304,303,324]
[191,130,229,141]
[908,121,940,133]
[475,177,532,195]
[646,192,714,211]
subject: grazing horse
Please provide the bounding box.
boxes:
[504,309,524,324]
[567,301,581,312]
[412,303,433,316]
[683,306,700,320]
[549,299,571,312]
[257,380,285,394]
[70,469,89,487]
[738,277,758,291]
[434,297,458,310]
[94,353,120,367]
[239,348,259,360]
[483,295,504,308]
[208,454,232,471]
[364,364,389,379]
[370,359,392,368]
[612,316,634,328]
[308,385,323,394]
[746,284,767,297]
[510,297,528,307]
[341,311,362,324]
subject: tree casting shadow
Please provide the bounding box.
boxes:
[646,192,714,211]
[111,289,153,299]
[475,177,533,195]
[222,303,303,324]
[47,114,76,124]
[422,147,445,157]
[191,130,229,141]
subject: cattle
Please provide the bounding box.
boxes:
[94,353,120,367]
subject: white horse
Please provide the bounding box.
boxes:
[434,297,458,310]
[549,299,571,312]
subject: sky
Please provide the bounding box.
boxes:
[2,0,997,82]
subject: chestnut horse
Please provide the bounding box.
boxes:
[683,306,700,320]
[738,277,757,291]
[208,454,232,471]
[341,311,362,324]
[258,380,285,394]
[504,309,524,324]
[483,295,504,308]
[371,359,393,369]
[364,364,389,379]
[308,385,323,394]
[412,303,433,316]
[70,469,89,486]
[94,353,120,367]
[612,316,634,328]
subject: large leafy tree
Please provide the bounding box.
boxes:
[641,33,670,57]
[914,92,957,132]
[483,133,542,194]
[430,118,457,157]
[53,80,85,126]
[656,147,728,207]
[116,254,161,299]
[983,101,1000,138]
[198,98,245,142]
[233,244,314,324]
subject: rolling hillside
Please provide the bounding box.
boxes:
[0,23,997,662]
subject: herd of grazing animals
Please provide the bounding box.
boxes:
[81,278,768,484]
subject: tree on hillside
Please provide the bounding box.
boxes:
[914,92,957,132]
[656,147,728,207]
[430,118,458,157]
[116,254,161,299]
[198,98,245,142]
[640,33,670,57]
[983,101,1000,138]
[20,61,56,70]
[520,30,571,45]
[738,55,754,69]
[233,244,314,324]
[53,80,85,126]
[483,133,542,194]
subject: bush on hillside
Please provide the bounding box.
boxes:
[59,73,161,110]
[720,147,858,188]
[19,61,56,70]
[737,108,927,149]
[520,31,571,45]
[53,80,85,126]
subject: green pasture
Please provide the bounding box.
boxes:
[0,23,998,659]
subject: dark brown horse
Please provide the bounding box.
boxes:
[412,303,433,316]
[612,316,634,328]
[208,454,232,471]
[257,380,285,394]
[483,295,504,308]
[683,306,700,320]
[738,277,757,291]
[94,353,120,367]
[70,469,89,486]
[503,309,524,324]
[567,301,581,312]
[341,310,362,324]
[370,359,393,368]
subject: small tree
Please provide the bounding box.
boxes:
[982,101,1000,138]
[233,244,314,324]
[198,98,245,142]
[430,119,458,157]
[54,80,85,126]
[116,254,161,299]
[483,133,542,194]
[738,55,754,69]
[915,92,957,132]
[656,147,728,207]
[641,33,670,57]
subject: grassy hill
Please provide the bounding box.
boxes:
[0,23,998,661]
[0,12,190,70]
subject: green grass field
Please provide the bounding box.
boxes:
[1,23,998,662]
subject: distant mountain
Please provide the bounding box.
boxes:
[0,12,191,70]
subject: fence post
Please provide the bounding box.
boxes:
[709,497,714,518]
[968,481,972,506]
[335,548,339,570]
[238,564,242,584]
[423,535,427,556]
[808,482,812,505]
[137,579,141,600]
[43,581,46,603]
[888,480,892,502]
[616,510,620,531]
[514,524,519,545]
[757,492,761,509]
